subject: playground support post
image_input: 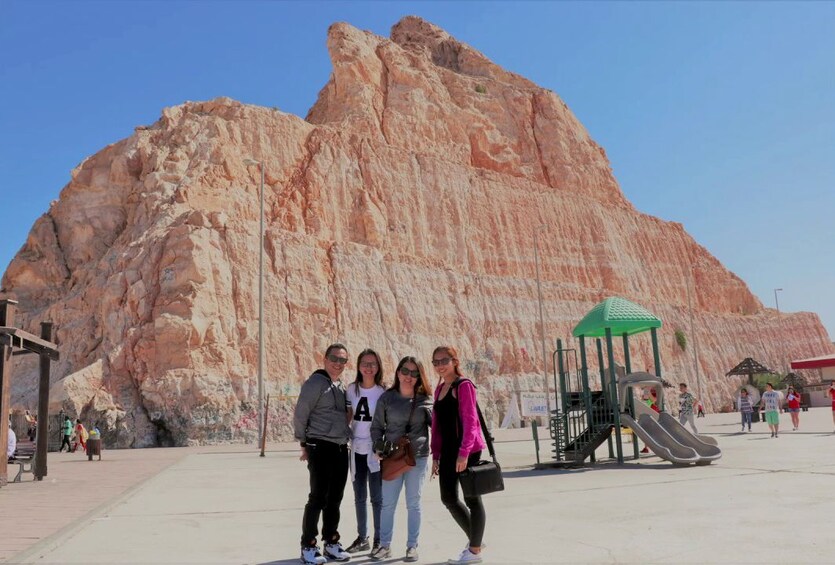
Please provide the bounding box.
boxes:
[554,339,569,456]
[35,322,52,480]
[578,336,596,463]
[605,328,623,464]
[596,338,614,458]
[650,327,664,412]
[622,333,639,459]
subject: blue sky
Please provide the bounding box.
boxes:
[1,1,833,340]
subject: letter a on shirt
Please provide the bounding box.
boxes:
[354,396,372,422]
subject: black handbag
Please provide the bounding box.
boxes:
[458,398,504,497]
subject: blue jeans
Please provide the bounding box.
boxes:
[353,452,382,543]
[380,456,429,548]
[741,412,752,430]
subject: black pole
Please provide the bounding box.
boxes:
[35,322,53,480]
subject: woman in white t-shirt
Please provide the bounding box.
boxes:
[345,348,387,554]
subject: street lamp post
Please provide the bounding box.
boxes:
[686,268,703,402]
[533,225,552,414]
[774,288,783,313]
[244,158,265,457]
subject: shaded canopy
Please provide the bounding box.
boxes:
[572,297,662,338]
[726,357,772,386]
[780,372,807,390]
[726,357,771,376]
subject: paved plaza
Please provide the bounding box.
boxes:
[3,408,834,564]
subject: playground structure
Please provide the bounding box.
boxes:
[545,297,721,466]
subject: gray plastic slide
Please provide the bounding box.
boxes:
[617,372,721,465]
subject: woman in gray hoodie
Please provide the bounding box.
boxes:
[369,356,433,563]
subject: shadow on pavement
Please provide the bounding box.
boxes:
[259,555,403,565]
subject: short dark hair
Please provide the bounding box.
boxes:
[324,343,348,358]
[766,382,774,388]
[679,383,687,388]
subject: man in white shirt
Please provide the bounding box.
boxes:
[761,382,782,438]
[7,420,16,462]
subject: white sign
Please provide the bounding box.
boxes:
[501,393,521,429]
[520,392,548,417]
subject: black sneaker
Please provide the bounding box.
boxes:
[346,537,370,553]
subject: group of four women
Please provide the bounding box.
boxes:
[293,344,487,565]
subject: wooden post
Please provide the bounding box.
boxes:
[0,299,17,488]
[259,394,270,457]
[35,321,53,480]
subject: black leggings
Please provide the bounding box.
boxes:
[438,450,485,547]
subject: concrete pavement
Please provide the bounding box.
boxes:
[4,407,835,564]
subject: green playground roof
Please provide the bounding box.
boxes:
[572,297,662,337]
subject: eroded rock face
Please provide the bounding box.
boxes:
[2,17,832,446]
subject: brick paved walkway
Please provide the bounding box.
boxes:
[1,446,189,562]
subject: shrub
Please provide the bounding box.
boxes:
[475,84,487,94]
[674,329,687,351]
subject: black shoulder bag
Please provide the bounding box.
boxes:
[454,380,505,497]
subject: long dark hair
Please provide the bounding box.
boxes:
[354,348,384,393]
[391,356,432,397]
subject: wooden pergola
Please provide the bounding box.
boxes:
[726,357,772,386]
[1,299,59,487]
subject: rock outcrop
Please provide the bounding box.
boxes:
[2,17,832,446]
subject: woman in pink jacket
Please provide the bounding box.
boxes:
[430,346,487,565]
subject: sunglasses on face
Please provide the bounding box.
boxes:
[399,367,420,378]
[327,354,349,365]
[431,357,452,367]
[360,362,378,369]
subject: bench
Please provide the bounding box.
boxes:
[9,442,36,482]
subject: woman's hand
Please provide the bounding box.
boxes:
[431,460,440,477]
[299,447,308,462]
[455,456,468,473]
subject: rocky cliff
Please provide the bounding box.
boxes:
[2,17,832,446]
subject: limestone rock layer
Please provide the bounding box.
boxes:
[2,17,832,446]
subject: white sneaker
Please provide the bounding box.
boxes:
[301,546,327,565]
[448,548,483,564]
[405,546,419,562]
[323,542,351,562]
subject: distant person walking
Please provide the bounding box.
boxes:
[6,419,16,462]
[345,349,386,554]
[24,409,37,441]
[761,383,782,438]
[785,387,801,431]
[737,388,754,432]
[72,419,88,452]
[59,415,73,452]
[678,383,698,434]
[828,382,835,432]
[294,344,353,565]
